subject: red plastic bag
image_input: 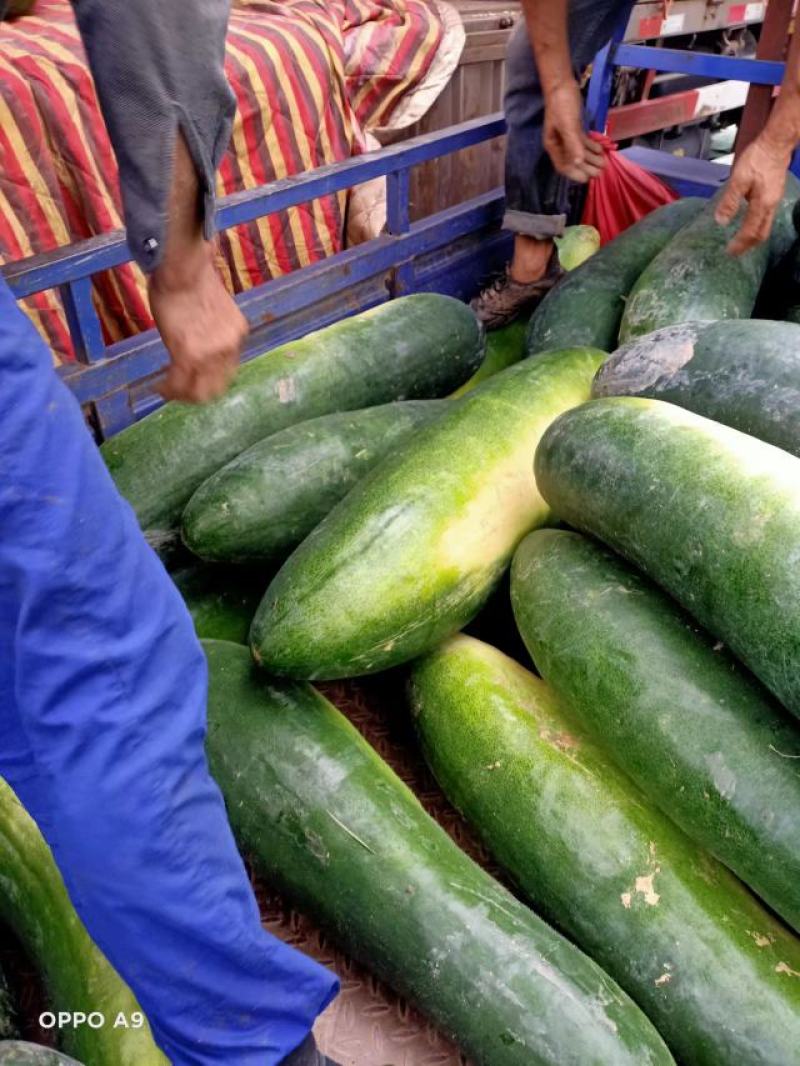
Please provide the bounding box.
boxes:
[581,131,679,244]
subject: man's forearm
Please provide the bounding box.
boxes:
[521,0,573,96]
[715,24,800,254]
[764,28,800,153]
[72,0,246,404]
[520,0,604,184]
[152,135,207,292]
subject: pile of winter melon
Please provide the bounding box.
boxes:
[7,183,800,1065]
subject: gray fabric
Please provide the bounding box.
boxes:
[71,0,236,273]
[502,208,567,239]
[504,0,635,226]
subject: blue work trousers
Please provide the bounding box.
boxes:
[503,0,636,239]
[0,278,338,1065]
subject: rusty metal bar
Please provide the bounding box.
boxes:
[736,0,795,152]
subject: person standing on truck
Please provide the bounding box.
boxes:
[0,3,340,1065]
[473,0,799,328]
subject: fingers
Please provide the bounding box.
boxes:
[577,135,606,180]
[714,179,744,228]
[726,199,777,257]
[545,128,606,183]
[152,261,248,404]
[158,318,245,404]
[715,153,778,256]
[584,136,606,167]
[159,347,236,404]
[582,148,605,180]
[561,125,589,172]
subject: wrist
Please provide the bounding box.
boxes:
[150,238,215,294]
[542,74,579,101]
[762,98,800,156]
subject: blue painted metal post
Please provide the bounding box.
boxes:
[59,274,136,441]
[585,6,630,132]
[611,45,786,87]
[59,277,107,364]
[93,389,136,440]
[386,167,414,297]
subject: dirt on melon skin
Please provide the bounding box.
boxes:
[594,319,800,458]
[511,528,800,933]
[101,295,485,539]
[182,400,446,563]
[203,640,674,1066]
[527,198,705,356]
[251,347,608,680]
[534,397,800,723]
[618,178,800,343]
[0,780,166,1066]
[410,635,800,1066]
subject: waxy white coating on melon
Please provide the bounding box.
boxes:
[535,396,800,721]
[252,347,608,679]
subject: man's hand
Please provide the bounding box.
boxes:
[149,244,248,404]
[715,134,791,256]
[543,80,606,183]
[521,2,603,184]
[147,133,249,404]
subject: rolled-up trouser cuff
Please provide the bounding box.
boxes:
[503,209,567,239]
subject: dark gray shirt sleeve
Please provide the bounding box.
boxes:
[71,0,236,273]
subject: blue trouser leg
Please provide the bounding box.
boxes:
[0,279,338,1066]
[0,579,54,840]
[503,0,636,238]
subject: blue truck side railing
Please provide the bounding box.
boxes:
[4,33,793,439]
[586,14,799,192]
[3,114,509,439]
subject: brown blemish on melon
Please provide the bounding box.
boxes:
[634,874,661,906]
[748,931,775,948]
[539,727,579,752]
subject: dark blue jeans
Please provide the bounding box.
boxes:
[503,0,635,239]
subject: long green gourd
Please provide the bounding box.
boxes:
[411,634,800,1066]
[511,528,800,933]
[619,176,800,342]
[452,317,529,396]
[203,639,674,1066]
[527,198,705,355]
[534,397,800,722]
[594,318,800,457]
[182,401,446,563]
[170,562,264,643]
[101,295,485,545]
[0,779,166,1066]
[251,347,607,679]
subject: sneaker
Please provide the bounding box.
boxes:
[470,259,563,330]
